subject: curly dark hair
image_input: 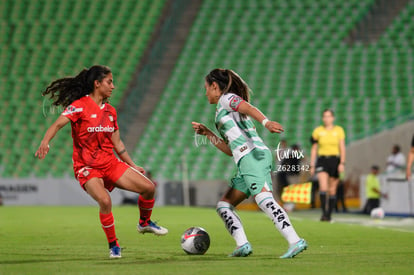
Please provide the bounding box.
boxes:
[42,65,111,108]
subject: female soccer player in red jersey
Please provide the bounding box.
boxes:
[35,65,168,258]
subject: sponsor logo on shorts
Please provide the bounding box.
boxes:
[87,125,115,133]
[76,167,91,179]
[240,145,248,152]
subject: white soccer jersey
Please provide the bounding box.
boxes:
[215,93,269,164]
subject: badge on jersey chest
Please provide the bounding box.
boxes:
[108,115,114,122]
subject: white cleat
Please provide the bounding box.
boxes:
[137,220,168,236]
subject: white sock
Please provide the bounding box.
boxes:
[255,192,300,245]
[216,201,248,247]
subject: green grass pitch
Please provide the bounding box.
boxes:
[1,206,413,274]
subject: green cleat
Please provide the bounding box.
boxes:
[280,239,308,259]
[229,242,253,257]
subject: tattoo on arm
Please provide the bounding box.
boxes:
[118,149,126,155]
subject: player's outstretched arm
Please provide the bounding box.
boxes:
[35,115,70,159]
[237,101,284,133]
[192,122,232,156]
[111,130,145,174]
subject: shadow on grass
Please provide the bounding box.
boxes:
[0,252,229,265]
[0,250,288,266]
[95,252,289,266]
[0,256,96,265]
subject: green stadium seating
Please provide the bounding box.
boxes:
[2,0,413,180]
[0,0,166,177]
[133,0,414,180]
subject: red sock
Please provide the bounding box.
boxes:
[138,196,155,226]
[99,212,118,246]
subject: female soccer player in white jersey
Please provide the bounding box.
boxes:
[192,68,307,258]
[35,65,168,258]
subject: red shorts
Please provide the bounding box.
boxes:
[74,158,130,192]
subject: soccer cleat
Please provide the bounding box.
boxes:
[229,242,253,257]
[280,239,308,259]
[137,220,168,236]
[109,245,122,259]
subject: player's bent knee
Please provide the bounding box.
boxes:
[139,181,155,197]
[146,183,156,195]
[98,196,112,209]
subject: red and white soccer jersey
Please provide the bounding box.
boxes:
[62,95,119,171]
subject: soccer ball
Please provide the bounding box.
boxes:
[180,227,210,255]
[370,207,385,219]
